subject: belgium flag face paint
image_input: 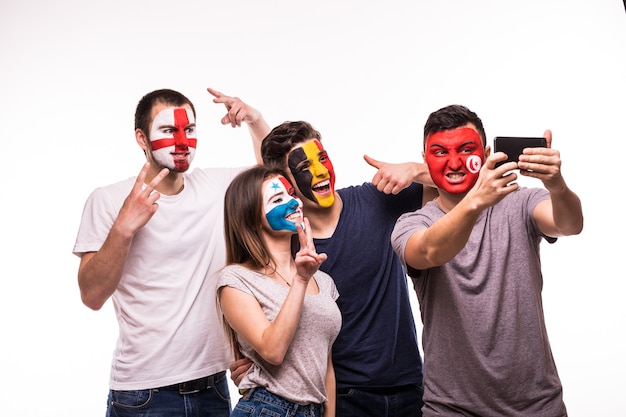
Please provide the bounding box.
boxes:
[287,139,336,207]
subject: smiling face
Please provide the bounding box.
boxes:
[287,139,336,207]
[424,126,485,195]
[262,175,304,233]
[149,106,197,172]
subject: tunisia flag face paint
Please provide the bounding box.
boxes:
[425,127,485,195]
[287,139,336,208]
[149,107,197,172]
[263,175,303,233]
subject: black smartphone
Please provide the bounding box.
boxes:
[493,136,547,167]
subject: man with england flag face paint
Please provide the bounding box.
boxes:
[73,88,272,417]
[148,106,197,172]
[392,104,583,417]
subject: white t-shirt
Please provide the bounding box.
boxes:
[73,166,246,390]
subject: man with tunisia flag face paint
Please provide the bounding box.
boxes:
[392,104,583,417]
[424,126,485,195]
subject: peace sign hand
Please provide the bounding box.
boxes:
[293,218,327,284]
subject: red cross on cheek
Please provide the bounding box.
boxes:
[151,108,198,151]
[172,108,197,150]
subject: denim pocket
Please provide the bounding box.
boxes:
[110,388,153,410]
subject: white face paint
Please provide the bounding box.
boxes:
[263,176,303,233]
[149,107,197,172]
[466,154,482,174]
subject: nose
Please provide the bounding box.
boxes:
[311,161,328,177]
[174,130,189,149]
[448,155,462,170]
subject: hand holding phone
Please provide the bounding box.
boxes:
[493,136,547,168]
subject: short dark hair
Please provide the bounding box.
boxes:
[134,89,196,138]
[423,105,486,148]
[261,121,322,169]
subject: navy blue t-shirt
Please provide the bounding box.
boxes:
[314,182,424,389]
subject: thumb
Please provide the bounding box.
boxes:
[363,154,382,169]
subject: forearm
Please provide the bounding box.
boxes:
[247,116,271,165]
[78,226,133,310]
[412,162,435,188]
[549,183,584,236]
[324,354,336,417]
[406,199,481,269]
[259,280,307,364]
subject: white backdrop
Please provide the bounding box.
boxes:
[1,1,624,415]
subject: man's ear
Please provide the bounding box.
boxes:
[484,145,491,158]
[136,129,149,152]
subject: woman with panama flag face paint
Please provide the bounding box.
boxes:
[263,175,304,233]
[287,139,336,208]
[218,165,340,417]
[424,126,485,195]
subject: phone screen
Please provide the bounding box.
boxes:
[494,137,547,167]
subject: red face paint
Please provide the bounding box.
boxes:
[149,107,197,172]
[425,127,484,195]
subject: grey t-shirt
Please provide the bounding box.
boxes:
[217,265,341,405]
[392,187,567,417]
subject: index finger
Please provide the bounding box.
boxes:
[134,162,151,190]
[143,167,170,197]
[207,87,224,100]
[296,217,313,250]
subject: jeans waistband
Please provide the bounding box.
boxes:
[244,387,323,415]
[158,370,226,395]
[338,384,418,396]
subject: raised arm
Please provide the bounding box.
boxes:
[363,154,439,206]
[403,154,517,270]
[207,87,271,165]
[518,130,584,237]
[78,163,169,310]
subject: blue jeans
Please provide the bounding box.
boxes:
[231,387,323,417]
[336,385,424,417]
[105,372,231,417]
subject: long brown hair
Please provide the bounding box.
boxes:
[220,165,291,359]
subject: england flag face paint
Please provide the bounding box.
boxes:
[425,127,485,194]
[287,139,336,208]
[149,107,197,172]
[263,175,303,233]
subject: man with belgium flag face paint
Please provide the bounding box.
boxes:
[251,120,437,417]
[287,139,336,208]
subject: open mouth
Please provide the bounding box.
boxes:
[312,179,331,194]
[446,172,465,183]
[286,213,302,222]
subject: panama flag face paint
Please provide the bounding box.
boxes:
[425,127,485,194]
[263,176,304,233]
[287,139,336,207]
[149,107,197,172]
